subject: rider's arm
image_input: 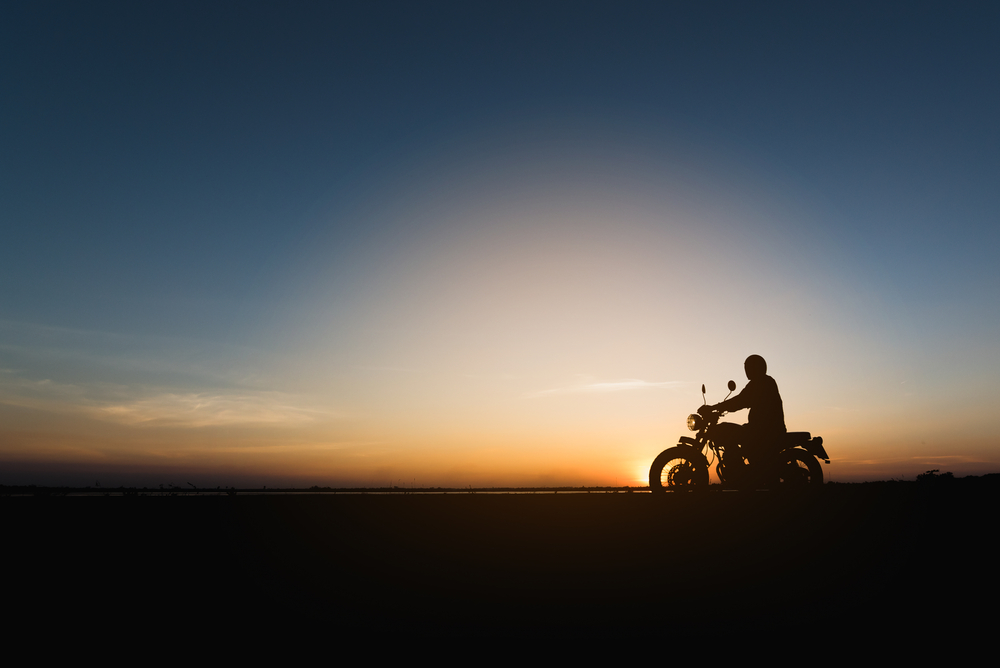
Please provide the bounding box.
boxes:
[715,382,754,413]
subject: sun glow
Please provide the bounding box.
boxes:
[4,113,998,487]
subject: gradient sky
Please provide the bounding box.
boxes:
[2,1,998,486]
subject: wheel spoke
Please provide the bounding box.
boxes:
[649,447,708,491]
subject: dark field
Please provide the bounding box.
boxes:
[7,480,998,640]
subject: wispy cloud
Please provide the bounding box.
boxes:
[0,373,331,428]
[526,378,689,398]
[97,392,329,427]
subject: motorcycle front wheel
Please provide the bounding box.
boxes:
[649,446,709,492]
[776,451,824,486]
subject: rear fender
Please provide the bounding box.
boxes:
[806,436,829,463]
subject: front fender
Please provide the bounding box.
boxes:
[665,439,710,469]
[677,436,702,449]
[676,438,711,466]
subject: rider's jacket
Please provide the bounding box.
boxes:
[717,374,786,435]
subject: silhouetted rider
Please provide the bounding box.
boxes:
[707,354,786,464]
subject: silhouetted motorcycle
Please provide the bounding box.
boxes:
[648,381,829,492]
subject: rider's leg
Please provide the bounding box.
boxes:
[740,424,778,487]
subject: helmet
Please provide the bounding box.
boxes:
[744,354,767,380]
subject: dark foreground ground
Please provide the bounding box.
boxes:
[6,479,998,643]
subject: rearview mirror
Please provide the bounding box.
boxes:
[728,380,736,391]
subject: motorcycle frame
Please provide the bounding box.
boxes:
[683,409,828,485]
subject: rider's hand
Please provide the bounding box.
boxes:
[699,404,714,416]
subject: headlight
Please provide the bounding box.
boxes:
[687,413,703,431]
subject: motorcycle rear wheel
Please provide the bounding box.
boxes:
[649,446,709,492]
[776,451,823,486]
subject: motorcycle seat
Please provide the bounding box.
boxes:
[784,432,812,443]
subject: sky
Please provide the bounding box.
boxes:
[2,1,999,487]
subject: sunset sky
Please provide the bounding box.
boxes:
[2,2,998,486]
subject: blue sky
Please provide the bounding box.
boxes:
[2,2,998,485]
